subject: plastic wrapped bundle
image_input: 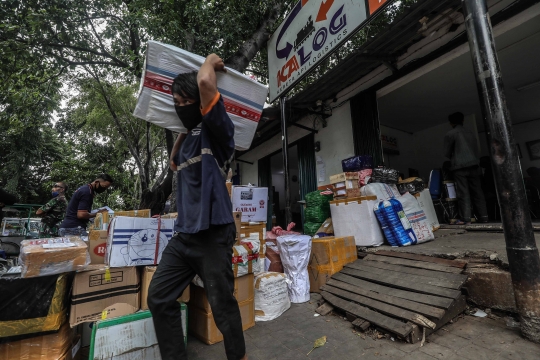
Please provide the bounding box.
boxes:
[305,190,333,208]
[374,199,417,247]
[303,222,322,236]
[304,206,330,223]
[371,167,400,184]
[276,235,312,303]
[342,155,373,172]
[254,272,291,321]
[397,177,425,195]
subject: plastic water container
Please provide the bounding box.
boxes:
[374,199,417,247]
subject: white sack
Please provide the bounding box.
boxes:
[330,198,384,247]
[239,238,263,274]
[133,41,268,150]
[415,189,440,232]
[276,235,312,303]
[398,193,435,244]
[360,183,401,202]
[254,272,291,321]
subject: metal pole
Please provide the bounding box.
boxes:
[280,96,292,226]
[462,0,540,342]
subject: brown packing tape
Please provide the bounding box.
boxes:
[254,272,285,289]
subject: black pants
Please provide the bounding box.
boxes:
[148,223,245,360]
[453,166,488,221]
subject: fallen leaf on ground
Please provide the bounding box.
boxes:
[307,336,327,355]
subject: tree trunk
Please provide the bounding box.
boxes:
[139,128,175,215]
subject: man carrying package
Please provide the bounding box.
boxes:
[148,54,247,360]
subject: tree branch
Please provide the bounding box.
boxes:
[225,3,284,72]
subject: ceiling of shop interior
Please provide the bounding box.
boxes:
[377,12,540,134]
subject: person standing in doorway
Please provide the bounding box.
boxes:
[36,181,68,237]
[444,112,488,224]
[147,54,246,360]
[58,174,113,236]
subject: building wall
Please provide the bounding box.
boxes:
[380,114,479,180]
[238,101,355,187]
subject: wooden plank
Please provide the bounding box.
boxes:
[407,323,423,344]
[363,255,468,283]
[326,278,445,320]
[342,266,462,299]
[352,319,371,331]
[322,284,437,329]
[321,291,413,338]
[316,302,334,316]
[373,250,467,268]
[426,295,467,336]
[332,273,453,309]
[347,260,464,290]
[361,255,464,274]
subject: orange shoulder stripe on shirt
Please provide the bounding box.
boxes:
[200,91,221,116]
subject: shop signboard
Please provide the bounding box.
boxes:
[268,0,392,102]
[381,134,399,154]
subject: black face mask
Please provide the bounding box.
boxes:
[175,102,202,131]
[94,182,107,194]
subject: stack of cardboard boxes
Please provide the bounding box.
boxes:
[330,172,360,199]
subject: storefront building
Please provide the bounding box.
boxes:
[235,0,540,227]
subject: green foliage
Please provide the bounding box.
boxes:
[0,0,288,207]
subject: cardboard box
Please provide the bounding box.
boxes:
[140,266,190,310]
[0,322,75,360]
[330,172,359,187]
[308,236,357,293]
[70,267,140,326]
[333,188,361,199]
[92,209,151,231]
[88,230,107,265]
[19,237,90,278]
[106,217,175,267]
[89,308,186,360]
[188,298,254,345]
[190,273,254,313]
[161,212,178,219]
[233,211,242,239]
[231,186,268,222]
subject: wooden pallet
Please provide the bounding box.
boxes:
[321,252,468,343]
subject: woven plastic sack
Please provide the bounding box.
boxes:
[304,222,322,236]
[305,191,333,208]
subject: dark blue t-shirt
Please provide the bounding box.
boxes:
[60,184,94,228]
[174,92,235,233]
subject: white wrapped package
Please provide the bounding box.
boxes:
[276,235,312,303]
[133,41,268,150]
[254,272,291,321]
[330,198,384,247]
[415,189,440,232]
[360,183,401,202]
[398,193,435,244]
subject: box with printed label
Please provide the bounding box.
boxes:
[89,308,186,360]
[69,267,140,327]
[231,186,268,222]
[19,237,90,278]
[140,266,189,310]
[106,217,175,267]
[88,230,108,265]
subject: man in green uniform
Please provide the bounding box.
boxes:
[36,182,68,237]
